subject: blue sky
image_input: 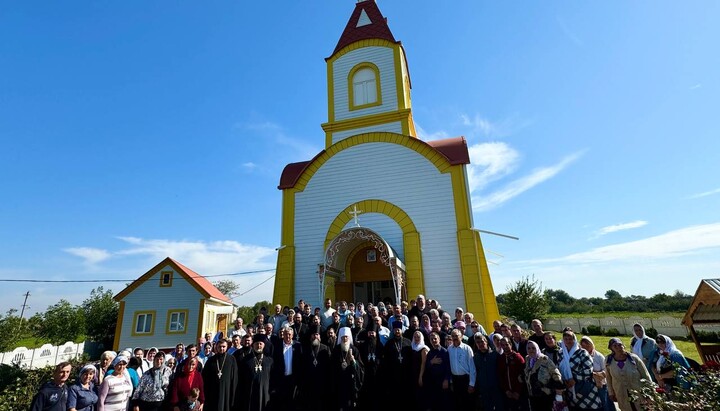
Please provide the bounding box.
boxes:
[2,1,719,316]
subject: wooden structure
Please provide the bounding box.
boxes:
[113,257,235,351]
[682,278,720,363]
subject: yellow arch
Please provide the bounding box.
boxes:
[323,199,424,299]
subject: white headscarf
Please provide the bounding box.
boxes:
[559,333,578,381]
[411,331,429,352]
[526,340,543,369]
[338,326,353,346]
[656,334,682,372]
[632,323,646,358]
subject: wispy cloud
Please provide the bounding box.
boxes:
[460,113,533,139]
[690,83,702,90]
[236,119,321,159]
[556,15,584,46]
[472,151,584,212]
[688,187,720,199]
[242,162,257,170]
[467,142,520,192]
[63,247,112,265]
[527,222,720,264]
[415,123,450,141]
[591,220,648,239]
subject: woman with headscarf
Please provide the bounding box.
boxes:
[542,332,561,366]
[579,336,612,411]
[131,351,172,411]
[524,340,564,411]
[605,338,651,411]
[410,330,430,409]
[653,334,691,391]
[95,351,116,386]
[558,330,602,410]
[169,357,204,411]
[68,364,99,411]
[97,355,133,411]
[629,323,658,380]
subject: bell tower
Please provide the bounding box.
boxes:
[321,0,416,148]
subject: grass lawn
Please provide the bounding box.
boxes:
[548,312,684,319]
[578,334,703,364]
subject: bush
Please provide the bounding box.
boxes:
[645,327,659,339]
[586,325,603,335]
[0,358,87,410]
[693,330,720,343]
[605,328,622,336]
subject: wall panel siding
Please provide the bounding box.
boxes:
[334,47,397,120]
[332,122,402,145]
[294,142,464,309]
[118,265,202,349]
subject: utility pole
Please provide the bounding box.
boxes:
[18,291,30,333]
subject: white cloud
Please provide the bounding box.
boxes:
[592,220,648,238]
[239,120,320,159]
[472,151,584,212]
[414,123,450,141]
[467,142,520,192]
[528,222,720,265]
[690,83,702,90]
[242,162,257,170]
[114,237,276,274]
[461,114,495,136]
[63,247,112,265]
[688,187,720,199]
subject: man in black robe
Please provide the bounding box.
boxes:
[356,323,383,411]
[330,327,364,411]
[271,325,303,411]
[233,334,253,363]
[299,325,331,411]
[202,339,238,411]
[382,320,412,410]
[236,334,274,411]
[289,311,308,344]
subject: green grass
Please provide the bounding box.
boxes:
[578,334,703,364]
[548,312,685,319]
[13,335,86,350]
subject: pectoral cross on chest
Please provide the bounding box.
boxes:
[398,353,403,363]
[217,371,222,379]
[255,363,262,373]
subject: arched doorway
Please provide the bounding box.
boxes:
[320,227,406,305]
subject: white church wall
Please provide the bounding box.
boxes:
[333,46,398,121]
[294,142,465,309]
[342,212,404,259]
[331,121,402,145]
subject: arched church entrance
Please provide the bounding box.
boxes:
[320,227,407,305]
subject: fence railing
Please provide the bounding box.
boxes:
[0,341,86,369]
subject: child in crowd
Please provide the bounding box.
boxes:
[179,387,201,411]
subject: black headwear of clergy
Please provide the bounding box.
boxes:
[391,320,403,330]
[309,325,322,336]
[366,322,380,333]
[253,334,268,345]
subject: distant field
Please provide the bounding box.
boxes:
[548,312,684,319]
[578,334,702,363]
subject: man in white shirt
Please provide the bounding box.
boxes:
[321,298,336,329]
[447,329,476,409]
[269,304,287,335]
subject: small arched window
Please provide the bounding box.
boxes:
[349,63,381,110]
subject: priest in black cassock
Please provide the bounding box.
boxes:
[330,327,364,411]
[299,325,331,411]
[236,334,274,411]
[382,320,412,410]
[202,339,238,411]
[356,323,383,411]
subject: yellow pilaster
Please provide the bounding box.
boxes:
[272,189,297,307]
[403,231,424,298]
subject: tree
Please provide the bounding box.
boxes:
[0,310,23,352]
[214,280,240,300]
[236,300,272,325]
[35,300,85,345]
[604,289,622,300]
[82,287,118,348]
[499,275,549,324]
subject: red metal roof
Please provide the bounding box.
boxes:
[114,257,233,304]
[278,136,470,190]
[330,0,398,58]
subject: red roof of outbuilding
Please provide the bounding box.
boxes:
[278,136,470,190]
[330,0,398,58]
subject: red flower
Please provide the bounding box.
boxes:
[655,387,666,394]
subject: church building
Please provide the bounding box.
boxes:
[273,0,500,328]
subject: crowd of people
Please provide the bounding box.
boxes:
[30,295,693,411]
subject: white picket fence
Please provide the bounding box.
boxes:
[0,341,85,369]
